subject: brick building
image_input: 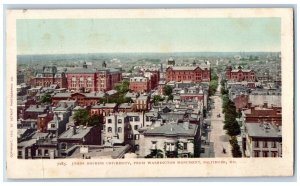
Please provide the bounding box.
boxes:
[30,66,67,88]
[52,92,105,107]
[242,104,282,126]
[129,77,150,93]
[166,66,211,83]
[225,65,256,82]
[66,62,122,92]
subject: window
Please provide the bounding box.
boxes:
[128,134,132,139]
[135,117,140,121]
[272,141,277,148]
[166,143,175,151]
[38,149,42,156]
[118,119,122,124]
[263,141,268,148]
[134,125,139,130]
[271,152,277,157]
[117,127,122,133]
[254,141,260,148]
[51,124,56,128]
[183,143,188,150]
[18,150,22,156]
[263,151,269,157]
[108,119,112,124]
[151,141,157,150]
[44,150,49,156]
[254,151,260,157]
[135,134,139,140]
[107,127,112,133]
[61,143,67,150]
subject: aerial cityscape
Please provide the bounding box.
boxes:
[16,18,282,159]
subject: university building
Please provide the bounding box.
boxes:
[30,66,67,88]
[66,62,122,92]
[225,65,256,82]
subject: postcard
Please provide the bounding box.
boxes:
[6,8,294,178]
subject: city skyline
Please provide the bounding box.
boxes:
[17,18,281,55]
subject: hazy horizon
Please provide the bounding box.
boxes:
[17,18,281,55]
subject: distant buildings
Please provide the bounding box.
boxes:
[166,66,211,83]
[225,65,256,82]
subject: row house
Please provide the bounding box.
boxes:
[166,66,211,83]
[30,66,67,88]
[225,65,256,82]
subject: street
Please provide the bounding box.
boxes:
[207,82,232,158]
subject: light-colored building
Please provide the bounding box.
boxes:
[138,121,201,158]
[243,122,282,158]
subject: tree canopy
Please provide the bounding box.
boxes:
[40,93,52,104]
[163,85,173,96]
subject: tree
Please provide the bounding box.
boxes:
[153,95,165,105]
[167,94,174,101]
[229,136,242,157]
[115,80,129,94]
[88,115,103,127]
[73,109,89,126]
[209,80,218,96]
[163,85,173,96]
[40,93,52,104]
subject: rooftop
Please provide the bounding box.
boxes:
[144,122,198,137]
[245,123,281,138]
[59,126,93,140]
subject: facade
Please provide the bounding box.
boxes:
[166,66,211,83]
[129,77,150,93]
[225,66,256,82]
[135,95,150,111]
[243,122,282,158]
[66,63,122,92]
[90,103,117,117]
[103,114,130,146]
[30,66,67,88]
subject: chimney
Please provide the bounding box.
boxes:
[73,125,76,135]
[247,102,252,108]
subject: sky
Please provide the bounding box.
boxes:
[16,18,281,55]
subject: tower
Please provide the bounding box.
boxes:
[167,57,175,66]
[102,61,107,68]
